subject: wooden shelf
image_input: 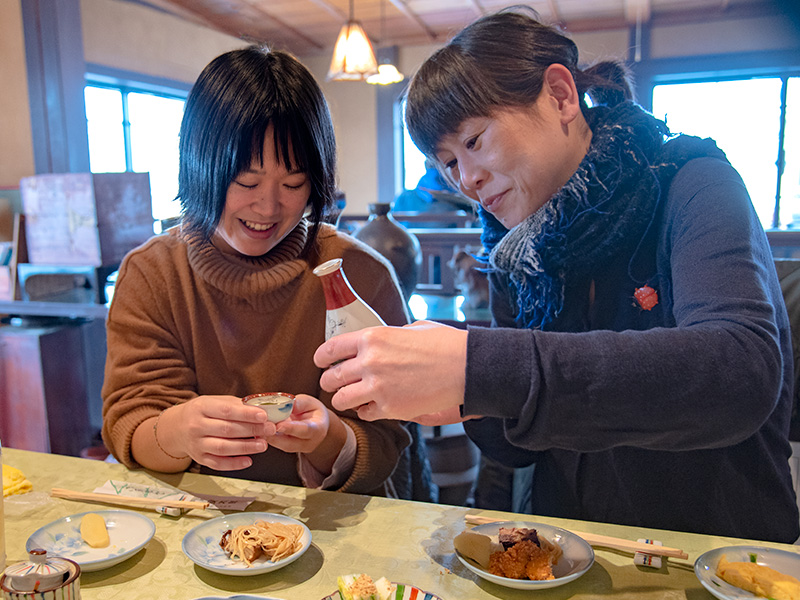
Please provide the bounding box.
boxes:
[0,300,108,320]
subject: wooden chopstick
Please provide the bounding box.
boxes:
[464,514,689,560]
[51,488,209,511]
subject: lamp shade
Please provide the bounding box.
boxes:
[366,62,404,85]
[327,20,379,81]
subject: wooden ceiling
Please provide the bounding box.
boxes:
[136,0,778,57]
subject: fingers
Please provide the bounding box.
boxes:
[355,401,384,422]
[318,358,365,395]
[270,394,329,454]
[192,435,268,471]
[198,395,269,425]
[180,396,280,469]
[329,380,375,413]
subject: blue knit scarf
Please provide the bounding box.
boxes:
[481,102,728,329]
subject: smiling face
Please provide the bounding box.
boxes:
[214,125,311,257]
[433,65,591,230]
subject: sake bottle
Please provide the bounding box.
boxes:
[313,258,386,340]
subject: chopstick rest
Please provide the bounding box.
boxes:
[634,538,663,568]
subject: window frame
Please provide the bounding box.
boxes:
[632,49,800,230]
[84,64,191,222]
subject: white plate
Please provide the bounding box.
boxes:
[182,512,311,576]
[694,545,800,600]
[193,596,286,599]
[455,521,595,590]
[26,509,155,572]
[321,584,442,599]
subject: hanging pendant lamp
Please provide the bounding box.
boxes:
[366,62,404,85]
[327,0,379,81]
[366,0,404,85]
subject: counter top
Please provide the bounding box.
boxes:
[2,448,797,599]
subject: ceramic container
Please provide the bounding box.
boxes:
[353,203,421,301]
[242,393,295,423]
[1,549,81,600]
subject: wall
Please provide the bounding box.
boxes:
[80,0,245,82]
[2,1,798,214]
[0,1,35,188]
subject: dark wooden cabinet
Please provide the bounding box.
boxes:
[0,316,104,456]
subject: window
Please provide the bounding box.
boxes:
[402,117,427,190]
[652,76,799,230]
[397,69,800,232]
[84,79,187,224]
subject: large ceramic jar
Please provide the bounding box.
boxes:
[354,203,422,300]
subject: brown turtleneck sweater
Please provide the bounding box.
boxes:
[101,221,411,495]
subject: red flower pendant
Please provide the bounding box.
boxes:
[634,285,658,311]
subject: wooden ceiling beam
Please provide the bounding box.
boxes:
[546,0,563,24]
[387,0,438,41]
[306,0,348,21]
[624,0,652,23]
[467,0,485,18]
[237,0,326,48]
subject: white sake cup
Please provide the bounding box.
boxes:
[242,392,295,423]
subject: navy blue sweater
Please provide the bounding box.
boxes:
[464,157,800,543]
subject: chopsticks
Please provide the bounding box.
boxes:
[464,514,688,560]
[51,488,209,511]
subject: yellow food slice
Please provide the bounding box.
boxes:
[2,465,33,497]
[80,513,110,548]
[716,554,800,600]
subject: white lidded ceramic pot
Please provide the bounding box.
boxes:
[0,549,81,600]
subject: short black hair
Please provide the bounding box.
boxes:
[405,6,632,159]
[177,45,336,254]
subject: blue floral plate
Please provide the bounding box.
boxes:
[182,512,311,576]
[26,509,155,572]
[694,545,800,600]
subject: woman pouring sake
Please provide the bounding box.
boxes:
[315,7,800,543]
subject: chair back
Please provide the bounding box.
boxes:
[775,258,800,441]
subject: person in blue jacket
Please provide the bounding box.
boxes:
[314,8,800,543]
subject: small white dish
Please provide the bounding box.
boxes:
[25,510,155,572]
[242,393,295,423]
[182,512,310,576]
[694,545,800,600]
[454,521,595,590]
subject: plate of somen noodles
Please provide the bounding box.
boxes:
[182,512,311,576]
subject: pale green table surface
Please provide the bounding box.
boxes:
[2,448,798,599]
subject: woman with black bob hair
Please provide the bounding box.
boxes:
[315,8,800,540]
[178,46,335,252]
[102,45,417,499]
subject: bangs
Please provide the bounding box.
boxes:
[405,48,497,158]
[238,114,311,177]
